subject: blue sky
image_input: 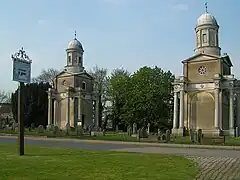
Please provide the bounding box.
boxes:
[0,0,240,92]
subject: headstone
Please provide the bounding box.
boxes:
[31,123,35,130]
[65,123,70,136]
[12,122,16,130]
[46,124,54,132]
[133,123,137,134]
[157,128,161,136]
[236,127,239,137]
[197,129,203,144]
[14,127,18,132]
[147,123,150,134]
[139,127,148,138]
[37,125,44,133]
[76,125,83,136]
[53,126,59,135]
[166,129,171,142]
[190,129,194,143]
[183,126,187,136]
[88,125,92,136]
[116,125,119,133]
[127,126,132,136]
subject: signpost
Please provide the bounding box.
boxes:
[11,47,32,156]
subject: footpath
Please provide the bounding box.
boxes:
[0,133,240,150]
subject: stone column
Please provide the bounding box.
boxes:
[54,100,58,126]
[179,90,184,129]
[95,96,99,128]
[214,88,220,129]
[66,89,70,126]
[173,92,178,129]
[78,93,81,124]
[237,94,240,137]
[229,88,235,136]
[47,88,52,125]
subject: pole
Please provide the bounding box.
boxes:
[18,82,24,156]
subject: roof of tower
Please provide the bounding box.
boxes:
[196,12,218,27]
[66,31,84,51]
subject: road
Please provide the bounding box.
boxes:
[0,136,240,180]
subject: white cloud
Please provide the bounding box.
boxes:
[172,4,189,11]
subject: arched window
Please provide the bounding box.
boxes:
[82,81,86,90]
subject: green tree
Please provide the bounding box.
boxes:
[108,68,131,130]
[11,82,51,127]
[121,66,174,130]
[89,66,109,127]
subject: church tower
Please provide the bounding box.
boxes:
[171,4,239,137]
[65,32,85,73]
[194,6,221,56]
[47,32,99,130]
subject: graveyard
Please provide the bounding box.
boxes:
[1,122,240,146]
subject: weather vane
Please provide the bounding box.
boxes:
[74,31,77,39]
[205,2,208,13]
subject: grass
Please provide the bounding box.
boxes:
[0,144,198,180]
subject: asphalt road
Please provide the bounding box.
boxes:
[0,136,239,158]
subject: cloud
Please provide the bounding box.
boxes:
[172,4,189,11]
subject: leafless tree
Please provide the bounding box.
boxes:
[32,68,60,86]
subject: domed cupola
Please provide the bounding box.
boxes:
[194,3,221,56]
[65,31,85,73]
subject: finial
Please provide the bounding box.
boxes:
[74,31,77,39]
[205,2,208,13]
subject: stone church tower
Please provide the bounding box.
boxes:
[172,7,240,137]
[47,33,99,129]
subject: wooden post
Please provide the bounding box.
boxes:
[18,82,24,156]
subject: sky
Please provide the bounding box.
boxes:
[0,0,240,92]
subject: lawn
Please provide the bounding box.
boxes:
[0,144,198,180]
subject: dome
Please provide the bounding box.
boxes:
[196,12,218,27]
[67,38,83,50]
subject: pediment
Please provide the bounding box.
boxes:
[182,53,220,64]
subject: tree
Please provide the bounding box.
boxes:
[0,91,11,103]
[109,66,174,131]
[32,68,60,86]
[122,66,175,130]
[11,83,51,127]
[89,66,109,127]
[108,68,131,130]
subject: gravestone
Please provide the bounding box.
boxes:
[14,127,18,132]
[37,125,44,133]
[147,123,150,134]
[236,127,239,137]
[76,125,83,136]
[53,126,60,136]
[197,129,203,144]
[116,125,119,133]
[30,123,35,130]
[127,126,132,136]
[138,127,148,138]
[166,129,171,142]
[133,123,137,134]
[46,124,54,132]
[65,123,70,136]
[12,122,16,131]
[190,129,195,143]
